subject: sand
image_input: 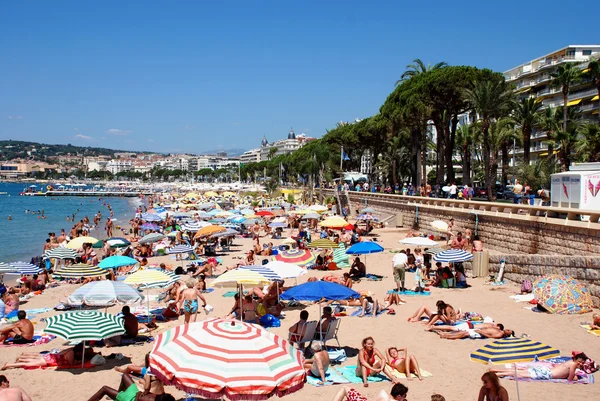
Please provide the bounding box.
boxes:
[1,227,597,401]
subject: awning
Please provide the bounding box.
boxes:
[539,150,558,157]
[592,95,599,102]
[516,87,532,94]
[582,68,590,73]
[567,99,582,106]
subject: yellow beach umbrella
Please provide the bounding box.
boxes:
[205,191,218,197]
[185,192,200,199]
[209,269,271,288]
[194,225,226,238]
[124,270,172,286]
[319,216,348,228]
[222,191,236,197]
[292,209,311,215]
[309,205,328,212]
[66,236,100,249]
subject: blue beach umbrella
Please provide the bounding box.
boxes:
[9,261,42,275]
[268,222,287,228]
[98,255,138,269]
[280,281,360,302]
[346,242,384,255]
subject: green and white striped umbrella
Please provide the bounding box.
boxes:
[44,310,125,341]
[44,247,78,260]
[54,263,107,279]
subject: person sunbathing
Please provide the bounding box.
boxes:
[384,292,407,306]
[355,336,400,387]
[386,347,422,381]
[407,300,450,323]
[304,342,330,385]
[358,294,383,318]
[1,344,95,370]
[85,373,175,401]
[490,352,587,381]
[0,311,34,344]
[0,375,33,401]
[436,325,514,340]
[332,383,408,401]
[114,353,164,396]
[427,322,504,332]
[424,301,459,329]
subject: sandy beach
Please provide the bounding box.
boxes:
[1,224,597,401]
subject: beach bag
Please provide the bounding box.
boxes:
[521,280,532,293]
[90,354,106,365]
[259,314,281,328]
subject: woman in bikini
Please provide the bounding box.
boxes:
[386,347,423,381]
[425,301,459,328]
[477,372,508,401]
[355,336,399,387]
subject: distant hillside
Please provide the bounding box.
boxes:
[0,140,133,161]
[200,148,247,157]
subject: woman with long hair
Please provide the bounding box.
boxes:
[477,372,508,401]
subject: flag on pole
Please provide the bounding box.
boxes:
[342,150,350,161]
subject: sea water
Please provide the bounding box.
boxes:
[0,182,140,263]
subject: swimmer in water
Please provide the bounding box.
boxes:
[8,215,12,220]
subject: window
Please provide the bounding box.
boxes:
[582,50,592,56]
[566,49,575,57]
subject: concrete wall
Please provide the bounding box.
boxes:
[471,255,600,306]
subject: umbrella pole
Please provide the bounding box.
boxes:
[239,284,243,321]
[514,363,521,401]
[82,340,85,369]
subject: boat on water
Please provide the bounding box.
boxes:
[0,192,7,195]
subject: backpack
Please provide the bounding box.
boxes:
[521,280,533,293]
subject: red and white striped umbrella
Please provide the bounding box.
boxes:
[149,318,306,400]
[274,249,316,266]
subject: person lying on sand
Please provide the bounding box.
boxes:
[407,300,459,326]
[426,322,504,332]
[1,344,96,370]
[85,373,175,401]
[436,326,514,340]
[332,383,408,401]
[358,294,383,318]
[0,374,33,401]
[490,352,588,381]
[590,313,600,330]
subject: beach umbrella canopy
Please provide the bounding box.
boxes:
[98,255,138,269]
[149,318,305,399]
[532,275,593,315]
[263,261,307,279]
[268,222,287,228]
[241,209,255,216]
[346,242,384,255]
[204,191,219,197]
[195,225,226,238]
[140,223,161,231]
[360,207,375,213]
[44,248,78,260]
[139,232,166,244]
[433,249,473,263]
[430,220,449,232]
[319,216,348,228]
[66,236,99,249]
[307,239,339,249]
[399,237,438,246]
[275,249,316,266]
[424,247,444,255]
[141,213,163,222]
[167,244,194,254]
[67,280,144,306]
[181,221,210,231]
[0,262,17,274]
[238,265,283,282]
[302,212,321,220]
[333,243,350,268]
[231,216,247,224]
[281,281,360,302]
[255,210,274,217]
[356,214,378,221]
[308,205,328,212]
[209,269,271,288]
[8,262,42,275]
[124,270,173,287]
[44,310,126,341]
[210,228,239,238]
[54,263,106,279]
[470,337,560,365]
[93,237,131,249]
[139,269,181,289]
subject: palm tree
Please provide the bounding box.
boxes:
[455,123,475,185]
[395,59,448,85]
[511,97,543,164]
[464,78,514,200]
[585,59,600,122]
[546,107,583,171]
[551,62,582,135]
[575,123,600,162]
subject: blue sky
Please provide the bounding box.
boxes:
[1,1,597,154]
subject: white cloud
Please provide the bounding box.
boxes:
[75,134,92,140]
[147,139,155,143]
[106,128,131,136]
[7,115,24,120]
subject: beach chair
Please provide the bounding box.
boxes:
[289,320,317,350]
[319,318,341,348]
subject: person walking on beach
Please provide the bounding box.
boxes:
[178,280,207,324]
[392,251,407,292]
[105,217,113,238]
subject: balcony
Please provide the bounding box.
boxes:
[580,103,598,112]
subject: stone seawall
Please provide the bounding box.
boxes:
[466,255,600,306]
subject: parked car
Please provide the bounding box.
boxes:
[473,187,487,198]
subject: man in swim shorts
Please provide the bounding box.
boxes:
[86,373,175,401]
[0,311,34,344]
[178,279,207,324]
[492,352,588,381]
[436,325,514,340]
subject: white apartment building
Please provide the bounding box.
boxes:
[259,129,304,161]
[106,160,133,174]
[505,44,600,164]
[86,161,108,172]
[240,149,261,164]
[360,149,373,174]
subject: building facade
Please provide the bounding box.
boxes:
[505,45,600,164]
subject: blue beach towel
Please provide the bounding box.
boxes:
[335,365,390,383]
[306,370,351,387]
[387,289,430,296]
[350,307,387,318]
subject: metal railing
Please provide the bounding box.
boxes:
[320,189,600,228]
